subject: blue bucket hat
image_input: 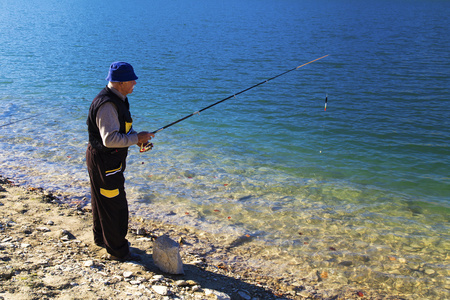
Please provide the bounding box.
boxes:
[105,61,138,82]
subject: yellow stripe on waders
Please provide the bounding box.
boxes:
[105,163,122,176]
[100,188,119,198]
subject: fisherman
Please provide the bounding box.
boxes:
[86,62,153,261]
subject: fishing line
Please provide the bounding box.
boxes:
[0,105,81,129]
[140,54,329,152]
[0,111,52,128]
[320,93,328,154]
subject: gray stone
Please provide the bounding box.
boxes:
[238,290,251,300]
[204,288,231,300]
[153,235,184,274]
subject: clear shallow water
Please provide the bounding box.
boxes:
[1,0,449,298]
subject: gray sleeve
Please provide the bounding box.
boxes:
[96,102,139,148]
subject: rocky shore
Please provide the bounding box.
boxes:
[0,175,396,300]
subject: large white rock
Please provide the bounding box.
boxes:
[152,235,184,274]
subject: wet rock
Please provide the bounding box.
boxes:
[153,234,184,275]
[226,234,255,249]
[183,170,196,178]
[339,261,353,266]
[425,269,435,275]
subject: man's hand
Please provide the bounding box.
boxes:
[137,131,155,145]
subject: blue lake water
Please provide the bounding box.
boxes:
[1,0,449,298]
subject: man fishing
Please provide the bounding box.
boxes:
[86,62,153,261]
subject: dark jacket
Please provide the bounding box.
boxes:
[87,86,133,153]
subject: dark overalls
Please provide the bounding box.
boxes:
[86,87,133,258]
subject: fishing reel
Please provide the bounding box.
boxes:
[139,142,153,153]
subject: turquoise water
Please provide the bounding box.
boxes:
[1,0,449,298]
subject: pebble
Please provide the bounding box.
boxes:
[186,280,198,286]
[238,290,251,300]
[192,259,204,265]
[152,285,171,296]
[123,271,133,278]
[152,274,165,281]
[60,235,70,241]
[175,280,188,286]
[1,242,14,248]
[36,226,50,232]
[2,237,13,243]
[136,228,146,235]
[84,260,94,267]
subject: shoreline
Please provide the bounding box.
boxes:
[1,175,397,299]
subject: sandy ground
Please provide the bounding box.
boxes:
[0,175,397,300]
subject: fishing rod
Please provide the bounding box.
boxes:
[140,54,329,152]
